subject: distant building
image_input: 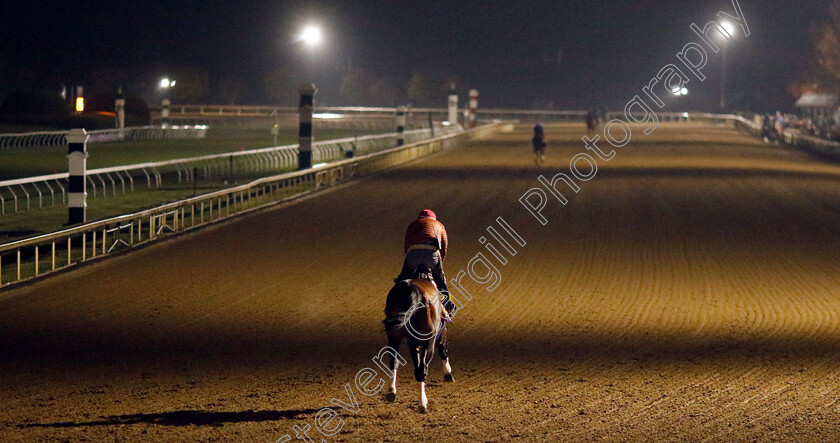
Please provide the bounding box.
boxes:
[795,93,840,123]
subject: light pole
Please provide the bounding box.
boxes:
[719,21,735,111]
[158,77,176,127]
[157,77,176,100]
[159,77,176,89]
[296,25,322,81]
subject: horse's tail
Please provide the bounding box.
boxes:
[383,280,417,331]
[397,284,441,338]
[400,285,429,328]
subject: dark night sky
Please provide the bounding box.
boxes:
[0,0,830,110]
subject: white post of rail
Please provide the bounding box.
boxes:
[447,85,459,127]
[67,129,89,224]
[298,83,317,170]
[115,87,126,137]
[272,108,280,146]
[469,89,479,129]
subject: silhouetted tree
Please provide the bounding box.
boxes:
[339,68,370,104]
[0,89,67,122]
[88,66,134,95]
[338,68,397,106]
[813,1,840,89]
[370,75,398,105]
[406,71,437,106]
[217,76,247,105]
[167,68,210,104]
[262,67,296,105]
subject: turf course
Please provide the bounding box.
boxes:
[0,129,371,181]
[0,128,381,242]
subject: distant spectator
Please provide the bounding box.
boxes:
[774,111,785,138]
[762,114,773,142]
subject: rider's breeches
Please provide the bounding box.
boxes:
[398,249,448,292]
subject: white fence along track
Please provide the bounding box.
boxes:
[0,126,457,215]
[0,125,207,150]
[0,123,506,289]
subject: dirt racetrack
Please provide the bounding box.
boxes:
[4,123,840,442]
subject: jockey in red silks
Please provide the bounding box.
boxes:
[396,209,455,314]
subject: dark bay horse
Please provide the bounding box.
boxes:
[383,268,453,412]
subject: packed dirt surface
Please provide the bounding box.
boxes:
[3,123,840,442]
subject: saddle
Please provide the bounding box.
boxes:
[411,265,435,282]
[390,265,451,320]
[413,266,453,321]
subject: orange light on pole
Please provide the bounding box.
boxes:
[75,96,85,112]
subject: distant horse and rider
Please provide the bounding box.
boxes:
[532,122,547,165]
[383,209,455,412]
[586,110,600,135]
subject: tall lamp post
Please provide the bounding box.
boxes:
[296,25,322,80]
[719,21,735,111]
[158,77,176,127]
[157,77,176,101]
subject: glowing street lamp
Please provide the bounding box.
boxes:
[721,20,735,37]
[295,25,325,82]
[157,78,175,126]
[298,25,322,47]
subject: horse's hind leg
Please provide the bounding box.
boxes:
[385,335,400,402]
[412,345,431,413]
[437,326,454,382]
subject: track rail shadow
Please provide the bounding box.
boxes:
[24,408,321,428]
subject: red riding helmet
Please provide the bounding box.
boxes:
[418,209,436,219]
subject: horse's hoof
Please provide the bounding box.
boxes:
[444,373,454,382]
[385,392,396,403]
[419,403,428,413]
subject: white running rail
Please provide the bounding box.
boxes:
[0,122,507,288]
[0,125,208,150]
[0,125,459,215]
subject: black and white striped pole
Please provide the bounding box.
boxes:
[468,89,479,129]
[115,87,126,135]
[447,86,459,127]
[67,129,89,224]
[161,98,171,128]
[298,83,317,170]
[396,105,406,146]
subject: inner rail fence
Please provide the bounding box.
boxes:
[0,125,208,150]
[154,106,764,125]
[156,105,591,124]
[0,126,458,215]
[156,106,457,132]
[0,122,509,289]
[781,130,840,160]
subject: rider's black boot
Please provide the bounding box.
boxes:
[439,289,456,316]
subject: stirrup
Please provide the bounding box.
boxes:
[441,302,455,321]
